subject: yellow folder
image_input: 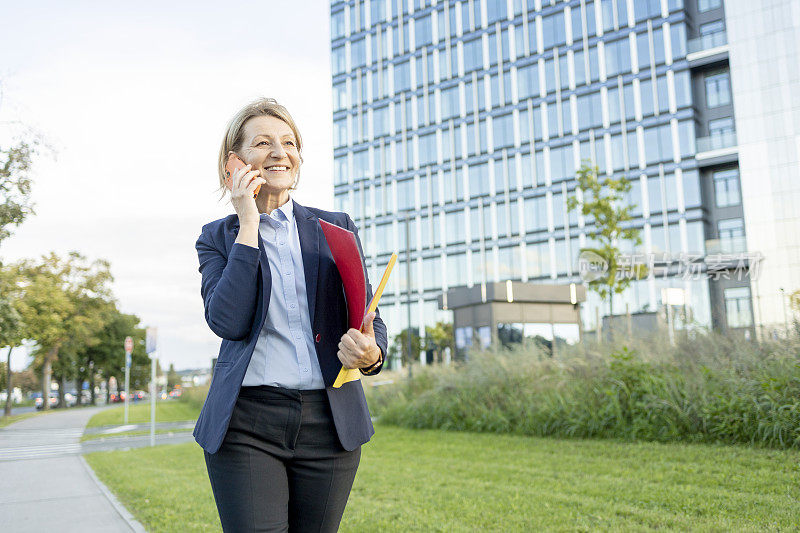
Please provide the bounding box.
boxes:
[333,253,397,388]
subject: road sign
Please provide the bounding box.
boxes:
[146,328,157,354]
[124,336,133,353]
[125,352,131,369]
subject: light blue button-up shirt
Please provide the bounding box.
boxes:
[241,198,325,390]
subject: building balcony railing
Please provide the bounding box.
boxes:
[696,131,737,154]
[705,237,748,256]
[687,31,728,55]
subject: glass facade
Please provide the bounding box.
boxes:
[331,0,732,341]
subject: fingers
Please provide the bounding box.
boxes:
[235,166,260,191]
[230,166,263,203]
[245,176,266,196]
[344,329,370,351]
[337,350,355,369]
[361,312,376,334]
[231,164,249,189]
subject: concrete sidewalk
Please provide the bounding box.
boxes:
[0,406,146,532]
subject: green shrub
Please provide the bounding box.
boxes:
[367,332,800,448]
[179,385,209,412]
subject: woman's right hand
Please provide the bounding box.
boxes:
[229,164,266,228]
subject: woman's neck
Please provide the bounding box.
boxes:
[256,190,291,214]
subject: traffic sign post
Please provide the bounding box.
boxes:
[124,336,133,425]
[146,328,158,447]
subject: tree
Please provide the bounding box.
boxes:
[14,252,113,410]
[790,289,800,314]
[390,327,422,372]
[82,303,147,404]
[567,163,646,321]
[167,363,180,390]
[0,138,38,246]
[423,321,454,364]
[0,266,25,416]
[11,368,39,393]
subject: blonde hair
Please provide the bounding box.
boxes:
[217,97,303,195]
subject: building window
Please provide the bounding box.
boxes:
[674,70,692,107]
[605,37,632,77]
[698,0,722,12]
[332,46,346,75]
[683,170,702,208]
[700,20,724,36]
[331,11,346,39]
[718,218,746,253]
[724,287,753,328]
[455,326,474,349]
[713,168,741,207]
[414,15,433,49]
[463,38,483,72]
[708,117,734,138]
[542,10,567,49]
[705,70,732,108]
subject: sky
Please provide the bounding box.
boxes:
[0,0,335,371]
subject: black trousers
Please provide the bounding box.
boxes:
[204,385,361,532]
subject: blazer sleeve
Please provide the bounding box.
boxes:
[196,229,261,341]
[345,213,388,376]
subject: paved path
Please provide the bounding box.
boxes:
[0,406,146,532]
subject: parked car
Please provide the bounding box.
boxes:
[109,392,126,403]
[34,392,60,410]
[63,392,77,408]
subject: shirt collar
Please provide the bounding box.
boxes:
[262,197,295,223]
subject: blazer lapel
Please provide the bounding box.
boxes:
[293,201,320,329]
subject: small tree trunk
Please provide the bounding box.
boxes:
[41,345,59,412]
[75,377,82,406]
[58,374,66,409]
[90,369,96,405]
[4,346,13,417]
[608,295,614,341]
[42,363,52,411]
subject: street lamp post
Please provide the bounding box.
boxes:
[405,210,413,380]
[780,288,789,335]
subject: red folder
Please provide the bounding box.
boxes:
[318,219,366,331]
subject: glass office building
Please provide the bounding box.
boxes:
[330,0,776,356]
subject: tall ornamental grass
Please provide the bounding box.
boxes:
[179,384,209,412]
[367,332,800,448]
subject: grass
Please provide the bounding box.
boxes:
[369,333,800,449]
[0,410,47,428]
[84,399,199,428]
[85,423,800,532]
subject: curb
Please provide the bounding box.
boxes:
[79,455,147,533]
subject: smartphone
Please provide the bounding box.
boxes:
[225,153,261,198]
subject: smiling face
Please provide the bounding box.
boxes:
[235,115,301,196]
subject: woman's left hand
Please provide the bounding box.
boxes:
[337,312,381,369]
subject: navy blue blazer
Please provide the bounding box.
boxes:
[192,201,387,454]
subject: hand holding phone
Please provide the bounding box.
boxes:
[225,153,262,199]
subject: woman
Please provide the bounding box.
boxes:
[193,97,387,532]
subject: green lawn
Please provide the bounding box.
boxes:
[0,410,46,428]
[84,400,199,428]
[85,424,800,532]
